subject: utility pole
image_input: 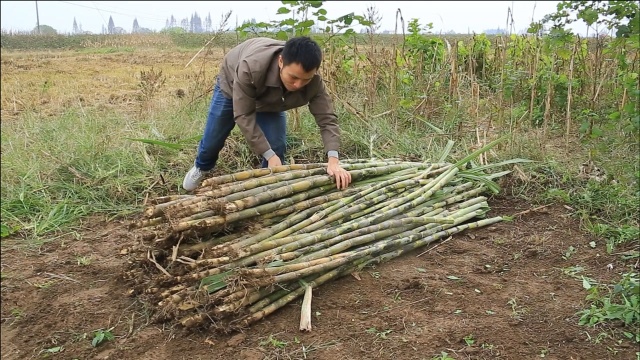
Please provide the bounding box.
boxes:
[35,1,40,34]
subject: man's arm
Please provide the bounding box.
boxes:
[308,79,352,189]
[233,60,278,161]
[308,79,341,159]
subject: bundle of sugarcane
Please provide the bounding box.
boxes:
[126,136,528,333]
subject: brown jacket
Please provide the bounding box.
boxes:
[217,37,340,159]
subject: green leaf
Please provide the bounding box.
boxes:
[315,8,327,15]
[459,172,501,194]
[590,126,604,138]
[579,8,599,26]
[317,15,327,21]
[467,158,534,173]
[276,30,289,40]
[277,7,291,14]
[438,140,455,163]
[447,275,461,280]
[92,332,104,347]
[201,271,232,293]
[582,276,592,290]
[1,224,10,238]
[43,346,63,354]
[298,19,315,28]
[308,1,323,8]
[453,134,510,169]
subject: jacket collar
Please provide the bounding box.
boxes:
[265,52,284,88]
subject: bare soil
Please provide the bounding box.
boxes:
[2,194,637,360]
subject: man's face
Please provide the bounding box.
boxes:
[278,55,316,92]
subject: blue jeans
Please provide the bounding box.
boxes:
[195,79,287,171]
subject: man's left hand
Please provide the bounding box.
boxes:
[327,157,352,190]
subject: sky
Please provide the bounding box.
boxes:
[0,1,591,35]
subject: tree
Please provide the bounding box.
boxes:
[191,12,203,33]
[170,15,177,28]
[180,17,189,31]
[73,17,79,34]
[132,18,140,33]
[205,12,212,32]
[537,0,639,38]
[108,16,115,34]
[32,25,57,35]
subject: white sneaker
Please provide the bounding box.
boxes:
[182,165,208,191]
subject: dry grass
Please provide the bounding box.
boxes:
[0,48,226,121]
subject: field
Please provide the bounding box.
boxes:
[1,25,639,360]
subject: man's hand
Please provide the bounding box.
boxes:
[267,155,283,168]
[327,157,352,190]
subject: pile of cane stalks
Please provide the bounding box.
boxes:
[125,138,524,333]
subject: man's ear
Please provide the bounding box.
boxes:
[278,55,283,69]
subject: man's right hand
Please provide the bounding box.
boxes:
[267,155,283,168]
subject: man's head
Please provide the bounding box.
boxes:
[278,36,322,92]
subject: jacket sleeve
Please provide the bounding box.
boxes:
[233,60,273,158]
[308,79,341,155]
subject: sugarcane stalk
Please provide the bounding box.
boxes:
[147,194,195,205]
[288,203,488,266]
[260,186,361,221]
[178,231,249,256]
[358,216,505,270]
[230,260,367,330]
[239,252,355,277]
[268,176,430,241]
[246,280,306,314]
[235,216,438,263]
[255,209,491,286]
[199,163,329,188]
[198,160,421,190]
[206,165,427,256]
[177,182,340,225]
[299,285,312,331]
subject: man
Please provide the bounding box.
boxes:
[182,36,352,191]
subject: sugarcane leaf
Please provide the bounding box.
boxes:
[409,112,445,134]
[485,170,513,180]
[459,173,501,194]
[206,280,227,293]
[437,140,455,163]
[126,137,186,150]
[468,158,534,172]
[454,134,510,169]
[200,271,232,293]
[200,271,231,286]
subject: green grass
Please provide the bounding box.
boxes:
[0,103,207,241]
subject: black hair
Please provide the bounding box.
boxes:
[281,36,322,72]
